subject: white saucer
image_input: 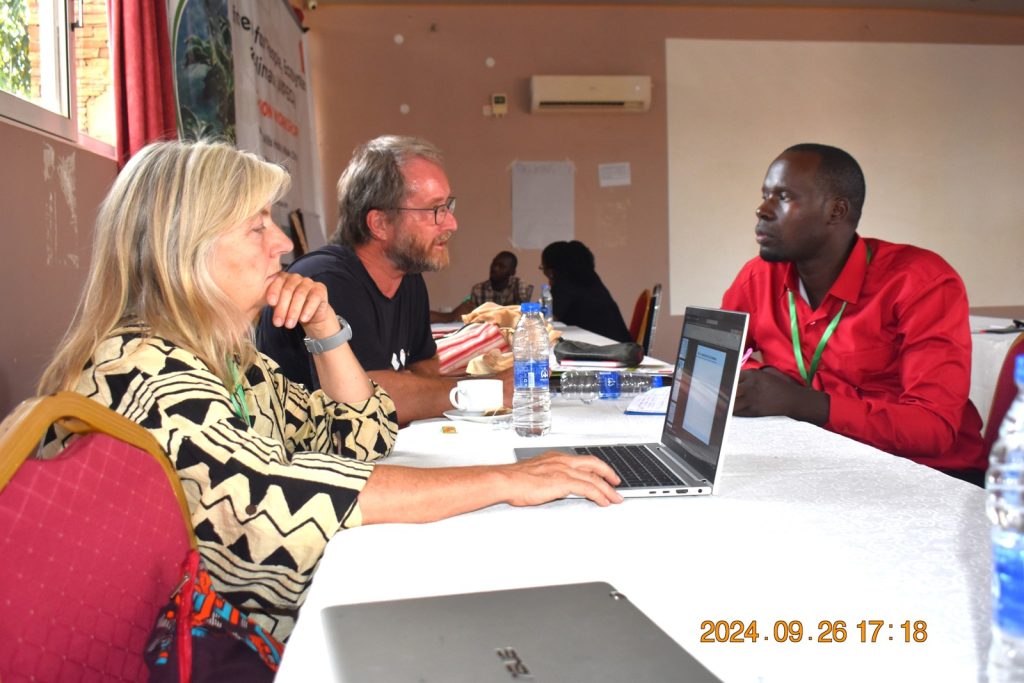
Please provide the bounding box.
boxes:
[443,409,509,424]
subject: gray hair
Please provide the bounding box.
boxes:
[331,135,445,246]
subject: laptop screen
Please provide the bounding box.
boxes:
[660,307,748,483]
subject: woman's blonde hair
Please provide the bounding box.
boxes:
[38,139,290,393]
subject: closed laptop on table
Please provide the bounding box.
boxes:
[515,306,749,497]
[321,581,721,682]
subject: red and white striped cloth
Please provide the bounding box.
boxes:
[435,322,510,376]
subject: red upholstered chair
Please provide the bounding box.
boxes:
[628,289,652,345]
[0,392,196,683]
[640,284,663,356]
[981,335,1024,459]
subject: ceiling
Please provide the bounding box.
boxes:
[315,0,1024,17]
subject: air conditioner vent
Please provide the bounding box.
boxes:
[530,75,651,114]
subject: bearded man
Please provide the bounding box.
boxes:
[258,136,510,423]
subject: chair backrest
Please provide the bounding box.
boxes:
[629,289,652,344]
[0,392,196,683]
[640,284,663,356]
[982,337,1024,458]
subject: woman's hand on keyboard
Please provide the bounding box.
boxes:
[497,451,623,507]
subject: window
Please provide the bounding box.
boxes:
[0,0,114,150]
[71,0,113,146]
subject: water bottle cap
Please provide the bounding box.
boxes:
[1015,354,1024,385]
[520,302,541,313]
[541,284,550,291]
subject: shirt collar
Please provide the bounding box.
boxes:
[784,235,868,306]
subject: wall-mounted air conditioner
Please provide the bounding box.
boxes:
[530,75,652,113]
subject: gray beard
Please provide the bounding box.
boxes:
[386,241,446,274]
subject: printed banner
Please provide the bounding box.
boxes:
[169,0,325,250]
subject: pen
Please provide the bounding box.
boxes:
[740,347,753,366]
[976,320,1024,334]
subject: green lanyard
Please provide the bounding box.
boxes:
[228,359,250,424]
[788,243,872,388]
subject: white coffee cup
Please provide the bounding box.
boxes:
[449,379,504,413]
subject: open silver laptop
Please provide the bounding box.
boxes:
[322,582,722,683]
[515,307,748,497]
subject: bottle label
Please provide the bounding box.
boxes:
[993,531,1024,636]
[514,359,550,390]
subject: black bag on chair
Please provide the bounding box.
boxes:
[553,339,645,367]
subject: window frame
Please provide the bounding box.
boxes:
[0,0,115,158]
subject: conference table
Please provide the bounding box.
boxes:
[970,313,1024,431]
[274,326,992,682]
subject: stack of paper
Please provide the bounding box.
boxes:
[624,386,671,415]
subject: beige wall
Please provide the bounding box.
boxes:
[305,5,1024,363]
[0,119,116,414]
[666,39,1024,313]
[2,4,1022,416]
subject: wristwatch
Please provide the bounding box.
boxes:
[303,315,353,354]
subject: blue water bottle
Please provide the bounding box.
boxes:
[539,284,553,322]
[512,302,551,437]
[988,355,1024,683]
[598,371,621,399]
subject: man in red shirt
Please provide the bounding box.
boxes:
[722,143,985,486]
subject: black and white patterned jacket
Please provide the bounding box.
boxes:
[43,329,398,640]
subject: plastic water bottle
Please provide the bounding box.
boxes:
[987,354,1024,682]
[620,373,667,395]
[539,284,553,322]
[598,371,622,399]
[560,370,599,404]
[512,302,551,437]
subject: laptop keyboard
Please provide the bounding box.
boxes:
[574,444,685,488]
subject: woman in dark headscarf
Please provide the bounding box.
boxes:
[540,240,632,343]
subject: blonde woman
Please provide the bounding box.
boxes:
[38,139,621,641]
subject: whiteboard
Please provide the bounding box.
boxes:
[666,39,1024,313]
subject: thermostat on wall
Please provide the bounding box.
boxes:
[490,93,508,117]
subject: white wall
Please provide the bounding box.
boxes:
[667,39,1024,312]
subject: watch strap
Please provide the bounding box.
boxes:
[304,315,352,354]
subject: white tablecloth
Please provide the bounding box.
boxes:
[275,398,991,683]
[970,316,1024,430]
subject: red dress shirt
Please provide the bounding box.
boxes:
[722,236,984,472]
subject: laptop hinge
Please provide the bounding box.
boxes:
[655,445,711,487]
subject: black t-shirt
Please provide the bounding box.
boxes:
[552,276,633,343]
[256,245,437,390]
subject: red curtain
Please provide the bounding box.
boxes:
[110,0,177,168]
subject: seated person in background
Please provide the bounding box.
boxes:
[257,135,512,423]
[37,140,622,642]
[722,142,985,486]
[430,250,534,323]
[541,240,632,343]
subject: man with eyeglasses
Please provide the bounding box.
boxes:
[257,135,511,423]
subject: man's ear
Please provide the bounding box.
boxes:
[366,209,391,240]
[827,197,851,224]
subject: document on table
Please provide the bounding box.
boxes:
[624,386,671,415]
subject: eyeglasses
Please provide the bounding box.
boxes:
[391,196,456,225]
